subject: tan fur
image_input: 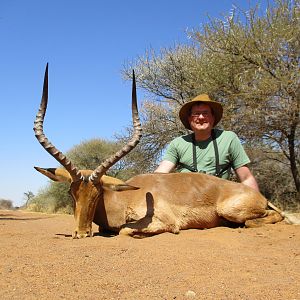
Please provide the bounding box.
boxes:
[35,167,284,238]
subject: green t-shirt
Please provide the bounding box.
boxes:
[163,129,250,179]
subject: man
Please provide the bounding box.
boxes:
[155,94,259,191]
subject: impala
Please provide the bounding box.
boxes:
[34,64,284,238]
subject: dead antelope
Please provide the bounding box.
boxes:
[34,64,284,238]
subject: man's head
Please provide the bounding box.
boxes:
[179,94,223,130]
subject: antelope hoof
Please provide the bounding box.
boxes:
[72,230,93,239]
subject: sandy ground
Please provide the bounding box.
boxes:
[0,209,300,300]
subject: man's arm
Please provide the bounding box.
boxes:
[235,165,259,192]
[154,160,176,173]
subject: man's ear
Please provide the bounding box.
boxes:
[34,167,72,183]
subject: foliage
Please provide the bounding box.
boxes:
[0,199,13,210]
[246,146,299,211]
[27,184,73,214]
[23,191,35,208]
[67,138,139,179]
[122,0,300,204]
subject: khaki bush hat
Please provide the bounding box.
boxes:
[179,94,223,130]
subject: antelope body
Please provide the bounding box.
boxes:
[34,64,284,238]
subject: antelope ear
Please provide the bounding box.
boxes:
[101,175,140,191]
[103,184,140,191]
[34,167,72,183]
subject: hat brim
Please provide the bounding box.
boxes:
[179,100,223,130]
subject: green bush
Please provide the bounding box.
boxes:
[27,183,73,214]
[0,199,13,210]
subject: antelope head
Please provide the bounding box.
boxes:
[34,64,142,238]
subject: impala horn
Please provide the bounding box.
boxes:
[89,70,142,184]
[33,63,83,182]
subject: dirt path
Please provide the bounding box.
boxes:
[0,209,300,300]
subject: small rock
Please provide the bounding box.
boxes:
[185,290,196,298]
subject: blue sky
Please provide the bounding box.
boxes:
[0,0,273,206]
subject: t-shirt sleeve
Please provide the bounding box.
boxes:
[162,140,179,165]
[228,133,251,169]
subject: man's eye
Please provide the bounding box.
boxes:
[191,112,209,117]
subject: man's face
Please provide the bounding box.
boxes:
[188,103,215,132]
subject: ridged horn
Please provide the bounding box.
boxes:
[33,64,83,182]
[89,70,142,184]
